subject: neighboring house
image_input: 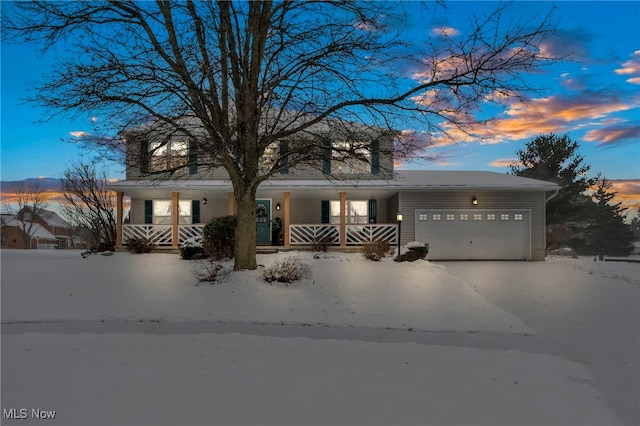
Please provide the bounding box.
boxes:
[108,128,559,260]
[1,208,77,249]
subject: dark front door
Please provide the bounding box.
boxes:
[256,200,271,245]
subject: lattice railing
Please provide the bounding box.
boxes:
[178,224,204,245]
[123,224,173,246]
[346,224,397,245]
[289,224,339,245]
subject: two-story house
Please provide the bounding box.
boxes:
[108,124,558,260]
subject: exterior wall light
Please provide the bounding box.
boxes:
[472,196,478,206]
[276,202,281,211]
[202,197,208,205]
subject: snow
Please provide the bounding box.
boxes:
[2,249,637,425]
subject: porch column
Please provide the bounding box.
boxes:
[115,191,124,248]
[284,192,290,247]
[228,192,235,216]
[339,191,346,247]
[172,192,179,248]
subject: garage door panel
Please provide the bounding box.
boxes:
[415,210,530,260]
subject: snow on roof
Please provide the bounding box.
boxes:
[1,217,58,240]
[107,170,559,192]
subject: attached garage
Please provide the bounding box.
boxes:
[415,209,531,260]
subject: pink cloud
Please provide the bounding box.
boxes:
[489,158,520,168]
[584,124,640,146]
[430,26,460,37]
[615,50,640,85]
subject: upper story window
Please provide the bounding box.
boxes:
[331,141,370,174]
[149,140,188,172]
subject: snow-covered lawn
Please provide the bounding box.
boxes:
[1,249,532,334]
[2,249,636,426]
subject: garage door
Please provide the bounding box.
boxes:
[415,209,531,260]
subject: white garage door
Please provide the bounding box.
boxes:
[415,209,531,260]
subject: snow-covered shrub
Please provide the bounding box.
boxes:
[362,240,390,261]
[312,234,333,252]
[126,236,154,254]
[180,236,207,260]
[203,216,236,259]
[261,256,312,285]
[394,241,429,262]
[193,258,230,284]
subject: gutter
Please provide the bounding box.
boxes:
[545,188,560,203]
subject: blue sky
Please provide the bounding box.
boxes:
[1,1,639,209]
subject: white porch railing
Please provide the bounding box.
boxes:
[178,224,204,245]
[289,223,397,246]
[123,224,173,246]
[289,224,339,245]
[346,224,398,245]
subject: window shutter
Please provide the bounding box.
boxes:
[371,140,380,175]
[322,139,331,175]
[140,139,150,173]
[279,140,289,174]
[192,200,200,224]
[144,200,153,224]
[368,199,377,223]
[321,200,330,224]
[188,139,198,174]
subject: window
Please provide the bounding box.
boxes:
[514,213,524,221]
[149,140,188,172]
[501,213,510,221]
[460,214,469,221]
[487,214,496,221]
[473,214,482,221]
[418,213,428,221]
[432,214,441,221]
[260,141,279,174]
[329,200,368,224]
[446,214,455,221]
[332,141,370,174]
[152,200,192,224]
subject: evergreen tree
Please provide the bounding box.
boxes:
[510,133,597,225]
[584,178,634,258]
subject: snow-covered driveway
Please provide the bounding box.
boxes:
[2,250,638,425]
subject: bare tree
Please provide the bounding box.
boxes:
[7,183,50,249]
[60,162,117,251]
[3,1,559,269]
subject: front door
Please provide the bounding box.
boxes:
[256,200,271,245]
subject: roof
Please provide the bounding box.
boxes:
[107,170,560,195]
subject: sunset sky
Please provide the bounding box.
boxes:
[1,1,639,212]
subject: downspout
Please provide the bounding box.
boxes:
[545,187,560,203]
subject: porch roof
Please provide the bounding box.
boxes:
[107,170,559,198]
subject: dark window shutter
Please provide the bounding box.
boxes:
[188,139,198,174]
[322,139,331,175]
[321,200,330,224]
[140,139,150,173]
[279,141,289,174]
[192,200,200,224]
[371,140,380,175]
[368,199,377,223]
[144,200,153,224]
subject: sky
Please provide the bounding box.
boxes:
[1,1,639,211]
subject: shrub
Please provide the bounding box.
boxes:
[180,236,207,260]
[312,234,333,252]
[193,258,230,284]
[126,236,154,253]
[261,256,312,285]
[203,216,237,260]
[394,242,429,262]
[362,240,390,261]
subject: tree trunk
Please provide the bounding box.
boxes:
[234,185,258,270]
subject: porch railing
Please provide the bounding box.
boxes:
[178,224,205,245]
[289,223,397,245]
[122,223,397,247]
[122,224,173,246]
[289,224,339,245]
[346,224,397,245]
